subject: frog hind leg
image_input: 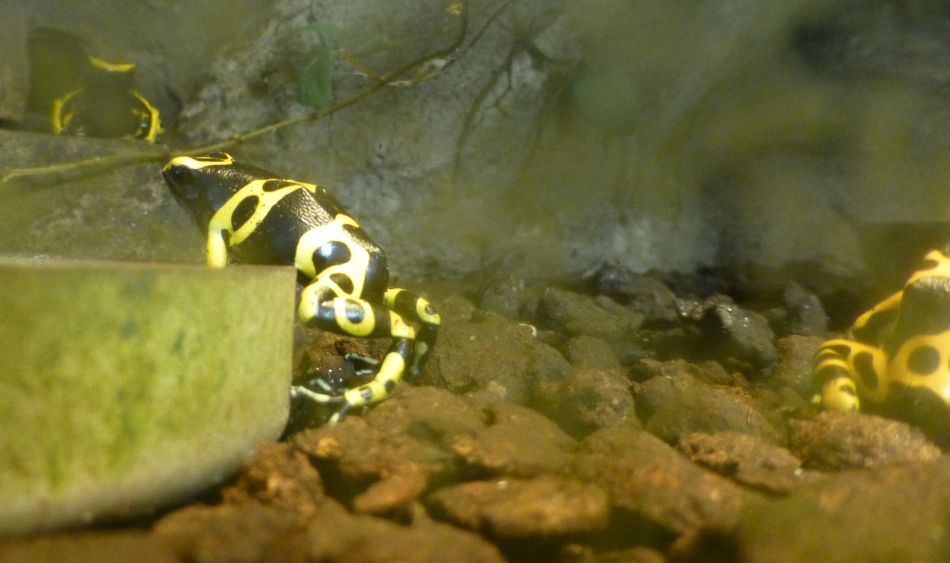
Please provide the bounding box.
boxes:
[812,339,861,411]
[812,338,888,411]
[295,278,420,424]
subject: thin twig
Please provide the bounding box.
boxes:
[449,0,516,184]
[0,151,158,184]
[452,46,514,185]
[0,0,472,185]
[191,4,470,156]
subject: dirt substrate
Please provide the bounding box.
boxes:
[2,272,949,562]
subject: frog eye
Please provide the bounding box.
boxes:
[163,162,186,181]
[162,161,205,202]
[163,162,193,188]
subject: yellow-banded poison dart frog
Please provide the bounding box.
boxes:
[26,28,162,142]
[50,57,163,143]
[162,153,440,423]
[813,248,950,430]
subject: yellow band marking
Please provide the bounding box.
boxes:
[390,313,415,340]
[852,291,901,332]
[295,214,368,296]
[908,250,950,285]
[130,90,163,142]
[342,353,406,407]
[163,154,234,173]
[334,298,375,337]
[416,299,440,324]
[383,288,403,308]
[298,277,351,322]
[821,377,860,412]
[208,179,302,246]
[51,88,83,134]
[87,56,136,72]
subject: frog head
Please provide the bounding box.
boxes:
[162,152,248,226]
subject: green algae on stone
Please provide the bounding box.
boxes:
[0,258,295,536]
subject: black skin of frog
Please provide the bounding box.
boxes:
[813,248,950,437]
[162,152,440,424]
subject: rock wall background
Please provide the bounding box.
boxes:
[1,0,948,292]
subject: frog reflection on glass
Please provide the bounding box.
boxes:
[813,247,950,428]
[27,28,162,142]
[162,153,440,423]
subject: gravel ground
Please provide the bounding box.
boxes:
[2,270,948,563]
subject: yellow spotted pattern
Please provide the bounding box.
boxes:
[813,249,950,414]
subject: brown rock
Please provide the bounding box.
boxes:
[292,406,449,516]
[789,411,942,470]
[576,427,757,534]
[630,357,738,386]
[731,457,950,563]
[220,441,323,518]
[293,388,580,514]
[427,475,610,539]
[770,335,824,396]
[539,287,645,341]
[155,497,505,563]
[561,544,667,563]
[351,467,428,516]
[415,286,477,325]
[675,295,777,374]
[561,335,622,369]
[362,384,487,439]
[449,401,577,477]
[635,369,784,444]
[155,503,307,563]
[420,312,570,403]
[303,501,504,563]
[531,367,637,437]
[0,531,175,563]
[677,431,807,494]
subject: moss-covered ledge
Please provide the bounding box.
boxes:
[0,258,295,536]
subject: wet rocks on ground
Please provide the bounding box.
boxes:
[676,431,808,494]
[632,363,785,446]
[426,475,611,542]
[675,294,778,376]
[2,268,948,563]
[789,410,943,471]
[726,456,950,563]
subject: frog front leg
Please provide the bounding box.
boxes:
[294,278,421,424]
[206,225,230,268]
[340,288,440,378]
[383,287,440,377]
